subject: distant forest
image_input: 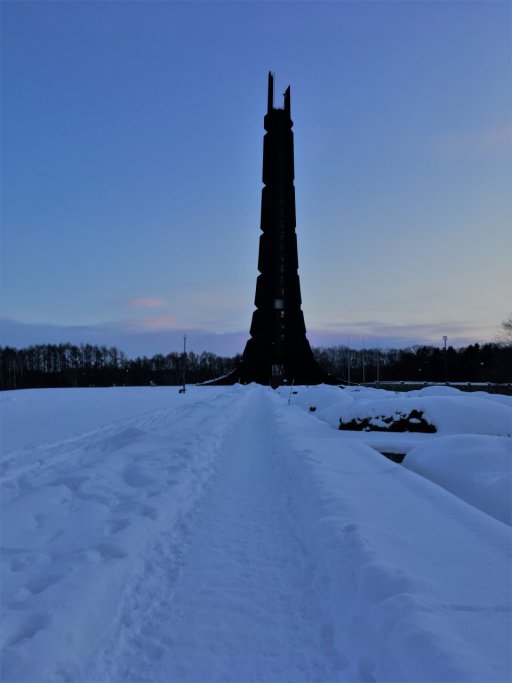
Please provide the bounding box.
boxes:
[1,342,511,390]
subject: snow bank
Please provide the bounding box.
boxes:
[273,395,512,682]
[283,384,356,428]
[404,435,512,525]
[288,384,512,533]
[408,385,470,397]
[411,385,512,407]
[287,385,512,436]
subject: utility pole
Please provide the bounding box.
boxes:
[443,335,448,384]
[376,337,380,384]
[347,338,351,385]
[181,334,187,394]
[362,339,366,384]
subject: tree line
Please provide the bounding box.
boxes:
[312,343,511,385]
[1,341,510,391]
[0,343,239,390]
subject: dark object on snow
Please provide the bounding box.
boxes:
[208,73,333,387]
[339,409,437,433]
[309,406,317,412]
[380,452,406,464]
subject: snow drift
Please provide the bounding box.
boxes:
[403,434,512,525]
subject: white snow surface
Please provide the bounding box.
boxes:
[403,435,512,525]
[291,385,512,436]
[1,385,511,682]
[283,384,512,526]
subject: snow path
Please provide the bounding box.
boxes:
[85,387,341,682]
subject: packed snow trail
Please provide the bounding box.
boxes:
[1,385,510,682]
[84,386,344,682]
[86,387,509,683]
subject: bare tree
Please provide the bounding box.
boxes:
[496,314,512,347]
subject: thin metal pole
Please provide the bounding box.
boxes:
[347,337,351,385]
[443,335,448,384]
[376,337,380,384]
[182,335,187,393]
[362,338,365,384]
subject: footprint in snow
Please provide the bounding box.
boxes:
[10,556,28,573]
[26,571,66,596]
[122,465,156,488]
[50,475,89,492]
[93,542,127,560]
[105,518,131,535]
[94,427,148,453]
[6,612,51,647]
[135,503,158,520]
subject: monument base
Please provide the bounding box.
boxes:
[203,338,337,386]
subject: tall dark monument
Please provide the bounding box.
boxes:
[216,73,331,386]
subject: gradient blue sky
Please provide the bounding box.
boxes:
[2,1,511,357]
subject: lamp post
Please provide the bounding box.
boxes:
[376,338,380,384]
[362,339,366,384]
[443,336,448,384]
[181,335,187,394]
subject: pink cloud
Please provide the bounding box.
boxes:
[432,123,512,157]
[124,297,167,309]
[1,317,498,359]
[124,315,179,332]
[480,123,512,147]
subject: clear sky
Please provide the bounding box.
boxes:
[2,1,511,357]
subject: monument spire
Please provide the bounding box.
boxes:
[267,71,274,113]
[234,72,329,386]
[207,73,332,386]
[284,85,291,116]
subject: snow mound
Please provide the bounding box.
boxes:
[472,391,512,407]
[403,435,512,525]
[409,385,467,397]
[286,386,512,437]
[339,396,511,436]
[288,386,512,528]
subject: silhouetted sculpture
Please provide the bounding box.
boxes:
[212,73,331,386]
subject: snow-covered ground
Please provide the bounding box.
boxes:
[1,385,511,682]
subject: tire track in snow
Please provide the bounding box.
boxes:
[85,387,346,683]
